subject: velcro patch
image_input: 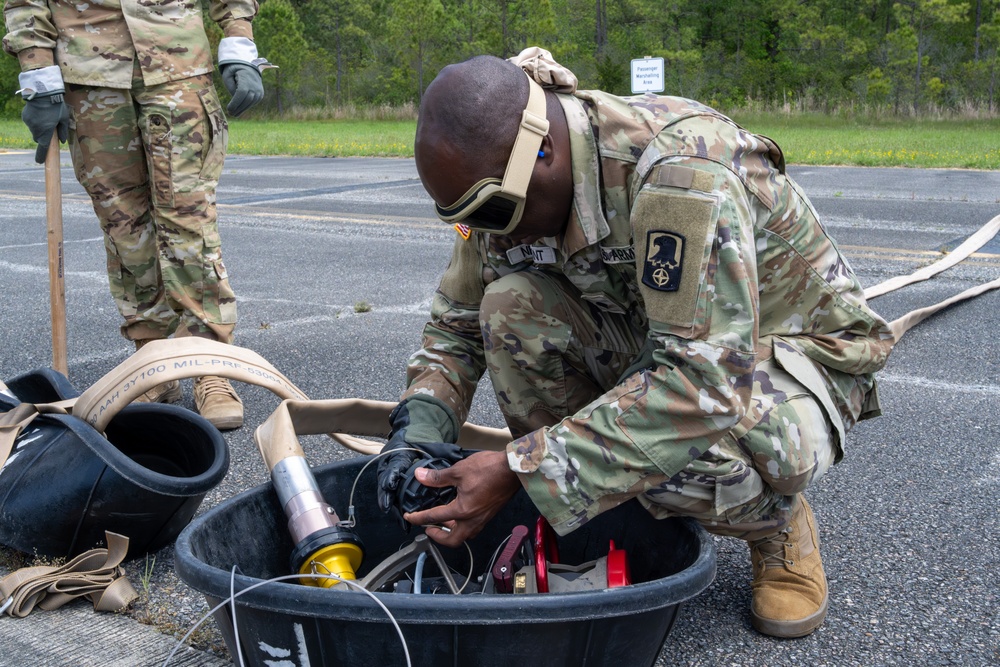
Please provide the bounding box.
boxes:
[650,164,715,192]
[641,231,685,292]
[632,187,718,328]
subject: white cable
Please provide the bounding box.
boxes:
[230,565,246,667]
[0,596,13,616]
[165,448,473,666]
[343,447,428,528]
[162,572,411,667]
[395,534,473,594]
[455,541,474,594]
[346,449,476,593]
[413,552,427,594]
[470,534,511,594]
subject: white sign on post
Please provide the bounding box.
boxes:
[630,56,664,94]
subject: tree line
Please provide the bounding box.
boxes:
[4,0,999,117]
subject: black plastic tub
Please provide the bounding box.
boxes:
[175,457,716,667]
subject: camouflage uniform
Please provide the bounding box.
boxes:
[403,91,895,538]
[2,0,256,343]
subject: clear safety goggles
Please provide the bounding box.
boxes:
[434,73,550,235]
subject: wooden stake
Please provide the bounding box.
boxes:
[45,138,68,375]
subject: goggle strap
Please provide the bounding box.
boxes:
[501,74,549,198]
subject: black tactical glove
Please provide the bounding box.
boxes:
[377,397,467,528]
[220,63,264,117]
[22,93,70,164]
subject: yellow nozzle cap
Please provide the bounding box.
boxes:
[298,542,364,588]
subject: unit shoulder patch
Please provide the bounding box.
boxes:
[641,231,685,292]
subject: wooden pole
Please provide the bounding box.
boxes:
[44,138,68,375]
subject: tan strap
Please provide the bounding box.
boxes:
[864,213,1000,299]
[255,398,513,469]
[2,338,512,470]
[69,338,512,460]
[864,213,1000,338]
[0,399,75,474]
[2,338,310,466]
[887,276,1000,339]
[72,338,307,432]
[0,532,138,618]
[500,73,549,199]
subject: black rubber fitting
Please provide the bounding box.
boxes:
[290,525,365,574]
[397,458,456,515]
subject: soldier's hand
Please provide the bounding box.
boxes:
[376,433,466,530]
[220,63,264,117]
[404,451,522,548]
[376,398,466,529]
[22,93,70,164]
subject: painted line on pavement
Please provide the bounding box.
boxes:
[877,373,1000,396]
[0,236,103,251]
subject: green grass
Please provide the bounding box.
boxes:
[731,113,1000,170]
[227,119,415,157]
[0,118,416,158]
[2,115,998,168]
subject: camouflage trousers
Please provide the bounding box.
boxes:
[481,269,839,539]
[65,60,236,344]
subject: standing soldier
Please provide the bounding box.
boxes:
[3,0,270,429]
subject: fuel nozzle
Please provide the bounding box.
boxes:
[270,455,364,587]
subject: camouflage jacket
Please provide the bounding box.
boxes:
[3,0,257,87]
[403,90,895,534]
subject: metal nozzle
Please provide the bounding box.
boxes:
[271,456,365,587]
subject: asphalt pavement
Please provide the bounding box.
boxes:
[0,148,998,667]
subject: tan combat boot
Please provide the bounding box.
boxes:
[194,376,243,430]
[748,496,828,638]
[132,340,182,404]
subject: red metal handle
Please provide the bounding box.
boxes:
[534,517,559,593]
